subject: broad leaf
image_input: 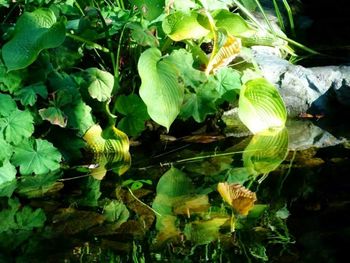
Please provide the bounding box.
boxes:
[12,139,62,175]
[238,78,287,134]
[211,67,241,101]
[127,22,159,47]
[0,109,34,144]
[243,128,289,176]
[85,68,114,102]
[162,11,210,41]
[0,94,17,117]
[132,0,164,21]
[0,61,23,93]
[138,48,184,131]
[2,8,66,71]
[103,200,130,224]
[39,107,67,128]
[114,94,150,137]
[15,82,47,106]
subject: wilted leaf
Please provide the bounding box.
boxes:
[217,182,257,216]
[173,195,210,216]
[0,109,34,144]
[39,107,67,128]
[138,48,184,131]
[11,139,62,175]
[2,8,66,71]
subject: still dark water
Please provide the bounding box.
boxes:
[1,120,349,263]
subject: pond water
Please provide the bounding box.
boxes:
[1,119,349,263]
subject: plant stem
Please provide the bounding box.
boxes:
[282,0,296,37]
[273,0,285,32]
[66,33,110,52]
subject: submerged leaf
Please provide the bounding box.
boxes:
[2,8,66,71]
[217,182,257,216]
[11,139,62,175]
[138,48,184,131]
[238,78,287,134]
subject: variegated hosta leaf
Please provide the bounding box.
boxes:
[83,124,130,177]
[217,182,257,216]
[205,34,241,75]
[238,78,287,134]
[243,128,288,176]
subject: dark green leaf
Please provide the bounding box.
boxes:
[12,139,62,175]
[15,82,47,106]
[0,109,34,144]
[0,94,17,117]
[0,62,23,93]
[2,8,66,71]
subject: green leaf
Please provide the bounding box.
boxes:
[0,198,19,232]
[0,62,23,93]
[132,0,164,21]
[180,81,220,122]
[39,107,67,128]
[103,200,130,224]
[85,68,114,102]
[165,49,207,88]
[127,22,159,47]
[162,11,210,41]
[0,94,17,117]
[213,9,254,37]
[212,67,241,101]
[138,48,184,131]
[0,109,34,145]
[115,94,150,137]
[2,8,66,71]
[243,128,289,176]
[11,139,62,175]
[165,0,198,12]
[15,82,47,106]
[15,206,46,230]
[0,161,17,197]
[238,78,287,134]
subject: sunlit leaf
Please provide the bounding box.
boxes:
[238,78,287,134]
[15,82,47,106]
[114,94,150,137]
[0,161,17,197]
[2,8,66,71]
[85,68,114,102]
[211,67,241,101]
[0,94,17,117]
[217,182,257,215]
[173,195,210,216]
[206,34,241,74]
[162,11,210,41]
[0,109,34,144]
[39,107,67,128]
[243,128,289,176]
[132,0,164,21]
[138,48,184,131]
[11,139,62,175]
[127,22,159,47]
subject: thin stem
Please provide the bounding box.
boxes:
[254,0,275,34]
[115,24,127,78]
[282,0,296,37]
[272,0,285,32]
[66,33,110,52]
[127,188,162,217]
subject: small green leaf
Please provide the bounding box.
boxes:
[0,94,17,117]
[103,200,130,224]
[115,94,149,137]
[238,78,287,134]
[0,135,13,163]
[0,109,34,144]
[2,8,66,71]
[127,22,159,47]
[85,68,114,102]
[15,206,46,230]
[39,107,67,128]
[138,48,184,131]
[212,67,241,101]
[15,82,47,106]
[12,139,62,175]
[162,11,210,41]
[0,160,16,187]
[0,62,23,93]
[180,81,220,122]
[132,0,164,21]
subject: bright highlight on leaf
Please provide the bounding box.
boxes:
[85,68,114,102]
[138,48,184,131]
[11,139,62,175]
[238,78,287,134]
[2,8,66,71]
